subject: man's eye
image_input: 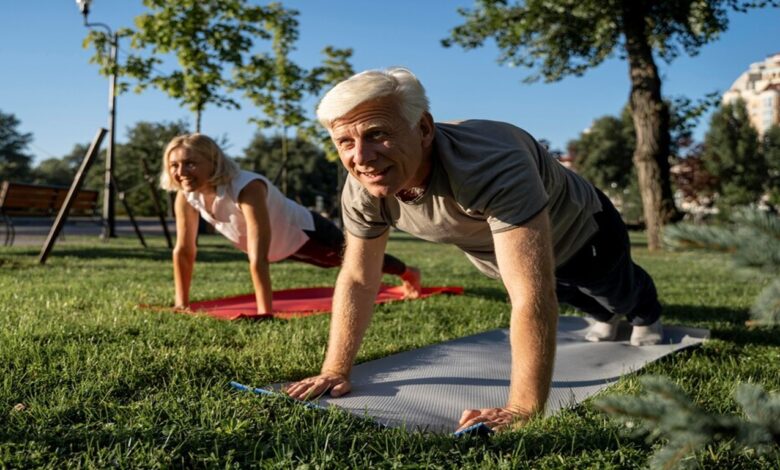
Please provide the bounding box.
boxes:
[338,140,354,149]
[369,131,387,140]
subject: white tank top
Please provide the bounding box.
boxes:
[185,170,314,262]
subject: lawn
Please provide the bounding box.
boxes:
[1,232,778,468]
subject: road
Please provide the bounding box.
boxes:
[1,216,176,247]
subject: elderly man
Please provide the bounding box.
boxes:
[286,67,663,432]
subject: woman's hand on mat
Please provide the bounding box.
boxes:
[284,373,351,400]
[456,407,529,433]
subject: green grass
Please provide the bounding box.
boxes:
[1,232,778,468]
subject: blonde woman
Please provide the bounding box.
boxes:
[160,133,420,315]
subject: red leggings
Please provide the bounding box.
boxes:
[287,211,407,276]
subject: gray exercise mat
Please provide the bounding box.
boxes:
[298,316,708,433]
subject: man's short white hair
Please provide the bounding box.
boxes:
[316,67,430,130]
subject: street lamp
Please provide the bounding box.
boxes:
[76,0,117,238]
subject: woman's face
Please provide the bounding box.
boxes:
[167,147,215,193]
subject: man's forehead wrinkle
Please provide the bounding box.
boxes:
[333,116,389,138]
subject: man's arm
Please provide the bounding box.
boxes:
[238,180,273,315]
[285,230,388,399]
[456,209,558,432]
[172,192,200,308]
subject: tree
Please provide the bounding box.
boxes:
[237,132,338,212]
[569,115,634,190]
[567,110,647,226]
[85,0,278,132]
[668,92,721,158]
[443,0,776,250]
[0,110,33,182]
[234,3,309,194]
[762,125,780,208]
[30,142,93,187]
[234,7,355,195]
[703,99,766,209]
[31,158,79,187]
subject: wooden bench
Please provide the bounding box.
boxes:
[0,181,100,246]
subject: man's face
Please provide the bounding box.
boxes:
[168,147,215,193]
[330,97,431,199]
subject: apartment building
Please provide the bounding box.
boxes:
[722,52,780,136]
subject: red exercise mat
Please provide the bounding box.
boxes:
[162,285,463,321]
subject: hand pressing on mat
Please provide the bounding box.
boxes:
[284,372,351,400]
[456,407,530,433]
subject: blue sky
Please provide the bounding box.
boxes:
[1,1,778,164]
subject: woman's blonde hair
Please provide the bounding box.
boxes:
[159,133,239,192]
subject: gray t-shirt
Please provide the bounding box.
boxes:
[342,119,602,279]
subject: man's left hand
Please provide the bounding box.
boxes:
[455,407,530,433]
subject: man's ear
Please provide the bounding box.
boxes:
[419,112,435,146]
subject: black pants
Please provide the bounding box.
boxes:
[287,211,407,276]
[554,189,661,326]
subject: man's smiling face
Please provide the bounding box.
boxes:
[330,97,432,199]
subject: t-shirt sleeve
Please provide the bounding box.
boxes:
[340,176,390,239]
[458,142,549,234]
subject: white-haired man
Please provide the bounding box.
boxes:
[285,67,663,432]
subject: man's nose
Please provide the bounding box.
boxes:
[353,140,376,166]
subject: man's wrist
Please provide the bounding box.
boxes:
[503,401,538,419]
[320,366,350,379]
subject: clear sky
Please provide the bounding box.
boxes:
[1,1,778,164]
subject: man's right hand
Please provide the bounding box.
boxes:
[284,372,351,400]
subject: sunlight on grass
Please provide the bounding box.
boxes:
[0,232,777,467]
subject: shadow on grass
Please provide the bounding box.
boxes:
[663,303,749,325]
[462,286,508,303]
[664,303,779,347]
[17,245,248,263]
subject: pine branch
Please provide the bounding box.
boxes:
[664,208,780,324]
[749,278,780,325]
[662,223,739,252]
[595,376,780,469]
[664,207,780,270]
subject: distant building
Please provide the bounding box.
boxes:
[722,52,780,137]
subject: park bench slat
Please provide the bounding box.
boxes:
[0,181,101,245]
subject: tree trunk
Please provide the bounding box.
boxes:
[621,0,680,251]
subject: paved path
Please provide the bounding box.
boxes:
[2,217,176,247]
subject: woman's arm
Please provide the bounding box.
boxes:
[172,191,200,308]
[238,179,273,315]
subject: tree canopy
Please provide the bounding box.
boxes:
[0,110,33,182]
[568,112,635,191]
[444,0,778,249]
[704,99,767,208]
[84,0,286,132]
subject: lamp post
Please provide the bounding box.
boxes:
[76,0,117,238]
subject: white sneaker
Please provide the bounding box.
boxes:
[630,319,663,346]
[585,315,622,342]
